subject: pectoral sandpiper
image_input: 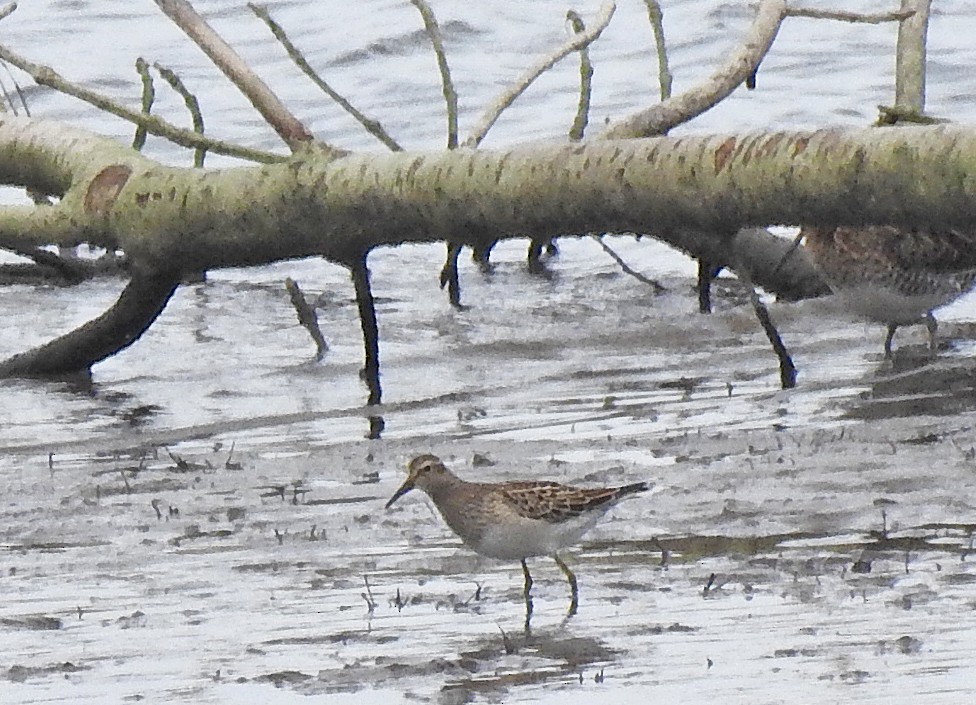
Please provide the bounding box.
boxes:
[385,454,648,615]
[802,225,976,357]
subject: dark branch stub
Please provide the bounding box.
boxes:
[439,242,465,309]
[285,277,328,360]
[697,259,723,314]
[348,252,385,438]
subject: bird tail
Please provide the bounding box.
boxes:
[616,481,649,498]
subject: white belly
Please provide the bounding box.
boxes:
[467,513,603,560]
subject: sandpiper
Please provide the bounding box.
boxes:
[385,454,648,615]
[802,225,976,358]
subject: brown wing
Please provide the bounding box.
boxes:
[499,481,637,524]
[829,226,976,273]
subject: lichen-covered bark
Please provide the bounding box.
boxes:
[5,117,976,278]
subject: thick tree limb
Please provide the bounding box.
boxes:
[0,267,180,377]
[2,117,974,272]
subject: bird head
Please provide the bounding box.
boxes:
[385,454,447,508]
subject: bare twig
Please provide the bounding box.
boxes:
[154,62,207,167]
[0,43,283,164]
[0,60,29,116]
[603,0,785,138]
[642,0,672,100]
[591,235,666,293]
[411,0,458,149]
[785,6,915,24]
[152,0,330,155]
[464,0,616,147]
[132,58,155,151]
[733,256,796,390]
[566,10,592,141]
[285,277,328,361]
[248,3,401,152]
[0,74,15,115]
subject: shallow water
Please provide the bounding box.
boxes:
[3,1,976,703]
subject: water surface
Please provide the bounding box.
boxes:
[2,1,976,703]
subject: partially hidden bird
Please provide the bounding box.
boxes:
[802,225,976,358]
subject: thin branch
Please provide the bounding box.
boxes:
[0,61,30,117]
[152,0,330,155]
[463,0,616,147]
[154,62,207,167]
[566,10,592,141]
[785,6,915,23]
[733,257,796,390]
[0,43,284,164]
[0,74,15,115]
[411,0,458,150]
[591,235,666,293]
[603,0,785,138]
[248,3,401,152]
[642,0,672,100]
[132,58,155,151]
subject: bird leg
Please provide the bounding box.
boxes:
[554,554,579,616]
[521,558,534,633]
[925,313,938,352]
[521,558,533,598]
[884,323,899,359]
